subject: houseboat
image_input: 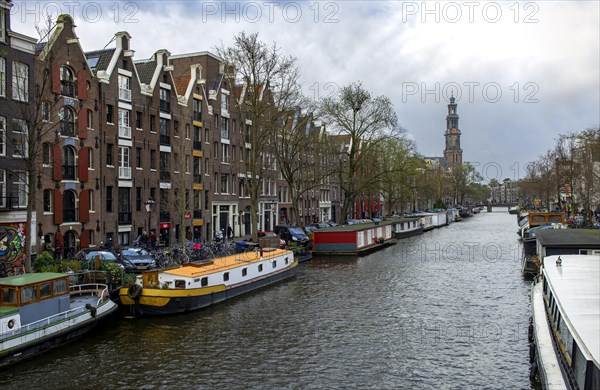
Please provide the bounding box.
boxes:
[0,272,117,367]
[390,217,423,239]
[530,254,600,389]
[417,213,435,231]
[523,229,600,276]
[521,212,565,239]
[311,222,396,256]
[431,211,448,228]
[119,248,297,316]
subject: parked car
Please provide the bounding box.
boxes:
[257,231,286,249]
[74,249,124,270]
[310,222,331,229]
[274,225,311,247]
[118,247,157,272]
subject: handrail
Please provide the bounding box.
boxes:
[1,284,109,340]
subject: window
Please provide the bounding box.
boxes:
[0,57,5,97]
[0,116,5,156]
[150,115,156,132]
[118,75,131,101]
[272,261,277,269]
[88,148,93,169]
[0,9,4,42]
[193,99,202,122]
[221,174,228,194]
[222,144,229,163]
[89,190,95,212]
[185,123,191,139]
[60,107,75,137]
[223,272,229,282]
[150,149,156,170]
[54,279,67,294]
[106,186,113,212]
[204,128,209,144]
[242,268,247,277]
[60,65,75,97]
[106,104,114,124]
[118,146,131,179]
[204,158,209,176]
[1,287,16,304]
[118,109,131,138]
[43,189,52,212]
[86,109,93,129]
[0,169,5,208]
[20,286,36,304]
[42,101,50,122]
[13,171,27,208]
[174,121,179,137]
[201,277,208,287]
[136,111,142,129]
[221,117,229,139]
[12,62,29,102]
[12,119,28,158]
[136,147,142,168]
[40,282,52,298]
[258,264,263,272]
[62,146,76,180]
[42,142,51,165]
[159,88,170,112]
[136,187,142,211]
[106,143,114,166]
[221,93,229,111]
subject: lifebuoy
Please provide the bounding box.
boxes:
[127,284,142,300]
[7,319,15,329]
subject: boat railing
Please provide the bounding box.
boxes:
[70,283,110,307]
[1,302,96,340]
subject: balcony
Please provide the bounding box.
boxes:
[193,210,202,219]
[61,80,75,97]
[159,171,171,182]
[61,122,76,137]
[159,211,170,222]
[193,111,202,122]
[63,207,78,222]
[160,100,170,113]
[119,166,132,179]
[159,134,170,146]
[118,211,132,225]
[119,88,131,102]
[119,125,131,139]
[193,140,202,150]
[62,165,76,180]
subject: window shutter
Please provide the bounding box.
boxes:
[54,189,63,225]
[52,62,61,95]
[53,145,63,181]
[79,189,90,223]
[80,229,90,249]
[77,69,87,100]
[77,108,87,139]
[78,147,88,182]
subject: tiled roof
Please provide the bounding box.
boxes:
[135,60,156,84]
[84,48,115,72]
[173,75,190,96]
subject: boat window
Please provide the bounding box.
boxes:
[201,277,208,287]
[223,272,229,281]
[531,216,546,223]
[548,216,563,223]
[40,282,52,298]
[258,264,263,272]
[1,287,17,304]
[174,280,186,289]
[400,224,404,231]
[272,261,276,269]
[21,286,37,304]
[242,268,247,277]
[285,257,288,265]
[54,279,67,295]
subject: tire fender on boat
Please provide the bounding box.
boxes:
[85,303,97,317]
[127,284,142,300]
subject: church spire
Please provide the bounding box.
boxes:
[443,95,462,170]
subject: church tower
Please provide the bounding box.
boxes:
[443,95,462,170]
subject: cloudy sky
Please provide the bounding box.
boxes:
[9,1,600,182]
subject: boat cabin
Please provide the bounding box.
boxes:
[528,212,565,228]
[1,273,70,333]
[535,229,600,261]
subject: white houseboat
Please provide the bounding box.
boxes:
[120,248,297,316]
[530,254,600,389]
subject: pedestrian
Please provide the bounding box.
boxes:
[150,231,157,250]
[227,225,233,240]
[194,227,201,243]
[54,240,64,260]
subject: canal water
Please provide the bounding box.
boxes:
[0,209,535,389]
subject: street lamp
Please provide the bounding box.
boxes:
[271,200,277,230]
[145,198,156,232]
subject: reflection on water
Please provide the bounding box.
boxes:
[0,209,534,389]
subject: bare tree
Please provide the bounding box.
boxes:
[378,137,418,214]
[319,82,399,221]
[216,32,303,240]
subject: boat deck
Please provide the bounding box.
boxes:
[531,280,568,389]
[163,248,291,277]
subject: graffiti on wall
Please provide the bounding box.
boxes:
[0,223,27,266]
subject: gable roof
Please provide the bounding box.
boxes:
[135,59,157,85]
[84,48,115,73]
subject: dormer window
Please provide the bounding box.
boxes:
[60,66,75,97]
